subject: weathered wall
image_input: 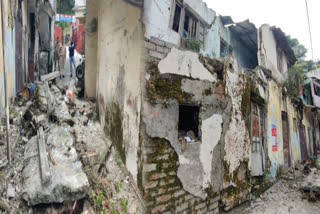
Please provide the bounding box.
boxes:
[266,80,284,177]
[258,25,288,84]
[2,0,16,99]
[143,0,216,57]
[84,0,98,98]
[141,44,253,212]
[0,0,4,117]
[95,0,144,182]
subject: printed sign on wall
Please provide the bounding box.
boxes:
[272,124,278,151]
[56,14,76,23]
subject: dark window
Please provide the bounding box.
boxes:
[172,4,181,32]
[314,83,320,96]
[220,39,233,57]
[178,105,200,139]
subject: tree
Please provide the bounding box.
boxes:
[286,35,308,61]
[56,0,75,34]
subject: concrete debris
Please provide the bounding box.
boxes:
[22,126,89,206]
[81,200,95,214]
[6,183,15,199]
[0,198,10,211]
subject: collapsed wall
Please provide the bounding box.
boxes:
[140,37,257,213]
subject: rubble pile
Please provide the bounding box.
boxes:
[0,79,144,213]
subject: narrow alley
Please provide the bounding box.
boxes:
[1,0,320,214]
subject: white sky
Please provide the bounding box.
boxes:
[204,0,320,61]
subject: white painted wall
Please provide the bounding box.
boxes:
[258,25,288,83]
[158,47,216,82]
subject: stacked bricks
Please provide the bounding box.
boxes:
[144,37,177,60]
[142,138,220,214]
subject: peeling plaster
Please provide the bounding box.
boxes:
[158,47,216,82]
[200,114,222,189]
[224,60,251,178]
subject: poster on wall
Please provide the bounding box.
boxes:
[272,124,278,151]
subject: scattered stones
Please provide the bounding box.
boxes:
[7,183,15,199]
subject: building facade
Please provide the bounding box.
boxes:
[85,0,319,213]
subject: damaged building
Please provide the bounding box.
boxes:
[0,0,56,118]
[84,0,320,213]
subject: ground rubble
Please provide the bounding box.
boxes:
[223,158,320,214]
[0,79,144,214]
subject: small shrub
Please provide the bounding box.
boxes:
[120,198,129,213]
[185,39,200,53]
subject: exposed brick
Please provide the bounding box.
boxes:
[196,202,207,210]
[159,178,175,186]
[151,187,167,197]
[162,212,171,214]
[145,181,158,189]
[209,195,220,204]
[168,171,176,176]
[143,163,156,172]
[197,207,208,214]
[156,194,171,203]
[149,50,166,60]
[162,163,169,168]
[174,190,185,198]
[145,41,156,50]
[185,194,193,201]
[150,36,165,46]
[156,45,165,53]
[176,202,188,213]
[149,172,166,180]
[167,186,180,192]
[208,202,218,211]
[163,47,171,54]
[165,42,176,48]
[206,212,214,214]
[156,154,169,160]
[152,205,166,213]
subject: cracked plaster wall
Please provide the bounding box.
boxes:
[258,25,288,84]
[142,48,254,206]
[94,0,144,183]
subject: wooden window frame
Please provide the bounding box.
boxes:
[169,0,205,46]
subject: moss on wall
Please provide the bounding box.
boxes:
[104,102,126,164]
[146,60,193,103]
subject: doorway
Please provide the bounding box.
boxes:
[281,112,291,167]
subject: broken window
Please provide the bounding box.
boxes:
[172,3,181,33]
[220,38,233,57]
[170,1,205,46]
[314,82,320,97]
[178,105,200,151]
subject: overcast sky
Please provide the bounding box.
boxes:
[204,0,320,61]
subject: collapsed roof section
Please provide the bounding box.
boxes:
[271,27,297,67]
[220,16,258,59]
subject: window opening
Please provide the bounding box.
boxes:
[220,39,233,57]
[178,105,200,152]
[172,4,181,33]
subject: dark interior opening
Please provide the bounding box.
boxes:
[178,105,200,139]
[29,13,35,57]
[172,4,181,33]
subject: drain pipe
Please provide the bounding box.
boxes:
[1,0,11,165]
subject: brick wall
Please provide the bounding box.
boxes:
[142,138,220,214]
[144,37,176,60]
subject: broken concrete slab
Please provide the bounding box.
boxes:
[299,172,320,194]
[22,126,89,206]
[6,183,15,199]
[37,81,53,112]
[50,100,74,125]
[74,121,111,171]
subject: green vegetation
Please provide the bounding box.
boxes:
[114,180,123,193]
[89,190,106,214]
[284,62,306,102]
[185,39,201,53]
[56,0,75,34]
[120,198,129,213]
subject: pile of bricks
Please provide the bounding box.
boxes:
[142,138,220,214]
